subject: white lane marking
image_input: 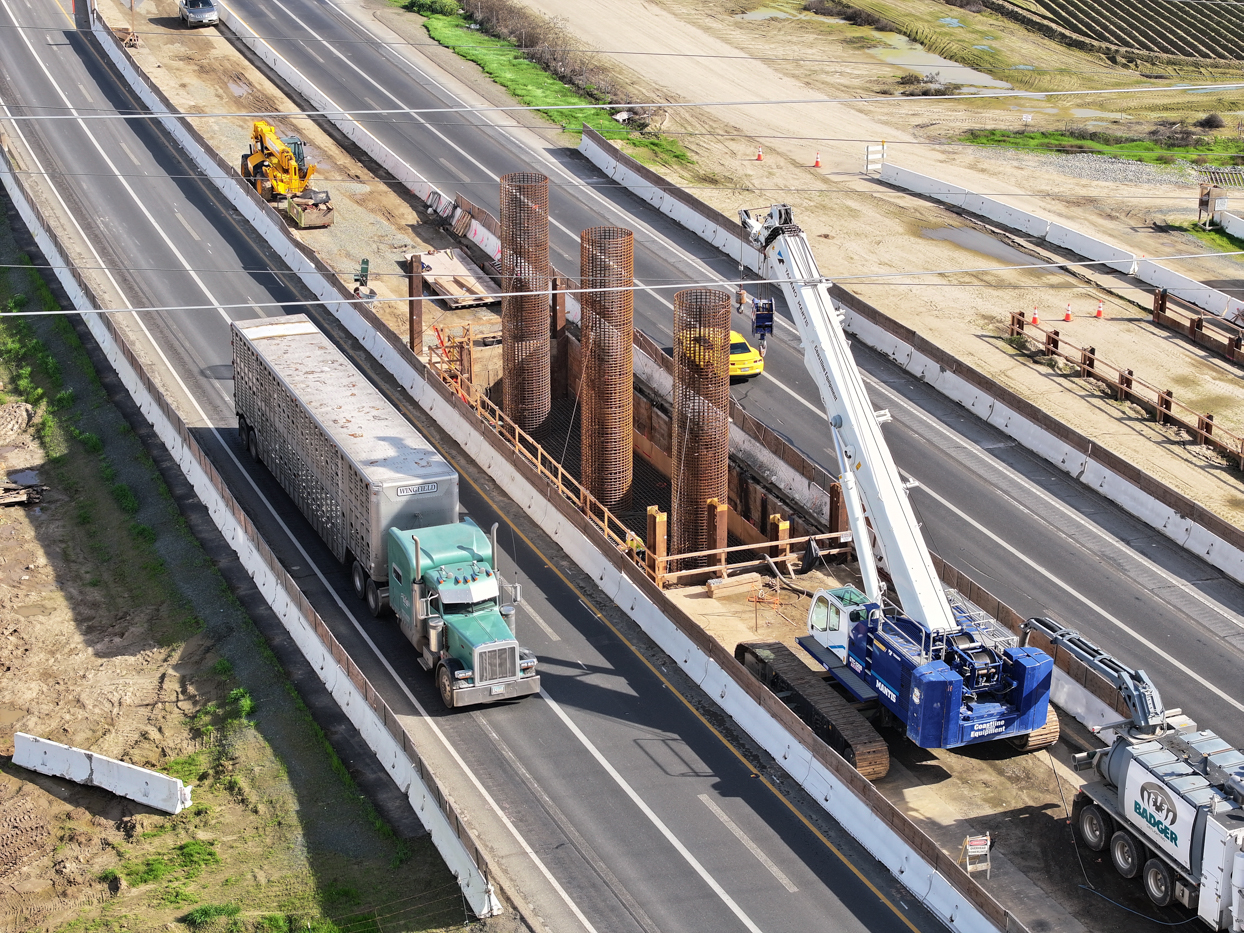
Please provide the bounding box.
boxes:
[300,39,325,63]
[5,25,602,933]
[523,602,561,642]
[437,155,469,183]
[918,482,1244,714]
[859,369,1244,634]
[76,82,94,103]
[698,794,798,893]
[175,211,201,241]
[118,141,141,165]
[540,689,766,933]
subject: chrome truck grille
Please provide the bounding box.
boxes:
[476,644,518,684]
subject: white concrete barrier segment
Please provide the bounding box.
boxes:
[14,733,193,814]
[1135,259,1233,317]
[1045,224,1137,276]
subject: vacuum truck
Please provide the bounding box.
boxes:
[231,315,539,708]
[1026,618,1244,928]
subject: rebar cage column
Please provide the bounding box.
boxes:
[671,288,731,567]
[500,172,551,440]
[580,226,635,511]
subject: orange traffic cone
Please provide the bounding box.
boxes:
[814,151,821,168]
[1064,304,1072,322]
[1095,300,1103,318]
[1031,307,1040,325]
[756,147,764,161]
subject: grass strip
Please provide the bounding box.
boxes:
[962,128,1243,166]
[417,13,691,164]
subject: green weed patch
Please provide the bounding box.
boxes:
[962,128,1243,165]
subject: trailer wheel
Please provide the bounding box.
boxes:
[1078,804,1110,852]
[237,414,248,447]
[365,578,385,618]
[247,428,258,461]
[1110,830,1143,879]
[1143,858,1174,907]
[436,661,461,710]
[350,561,367,601]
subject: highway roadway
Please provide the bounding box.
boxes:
[216,0,1244,748]
[0,4,945,932]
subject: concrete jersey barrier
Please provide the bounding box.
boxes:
[14,733,193,814]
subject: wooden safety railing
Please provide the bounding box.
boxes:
[1009,311,1244,470]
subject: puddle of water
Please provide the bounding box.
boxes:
[1010,105,1058,113]
[226,81,250,97]
[1070,107,1126,119]
[1011,64,1035,70]
[869,33,1010,89]
[939,16,964,26]
[7,469,38,485]
[922,226,1058,270]
[0,705,25,729]
[972,44,993,51]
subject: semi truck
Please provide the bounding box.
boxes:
[1026,618,1244,928]
[735,205,1057,778]
[231,315,539,708]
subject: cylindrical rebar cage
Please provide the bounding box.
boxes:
[500,172,551,440]
[580,226,635,511]
[671,288,731,567]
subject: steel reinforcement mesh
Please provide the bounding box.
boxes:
[500,172,551,440]
[671,288,731,567]
[580,226,634,511]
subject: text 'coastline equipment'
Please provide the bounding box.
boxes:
[231,315,538,708]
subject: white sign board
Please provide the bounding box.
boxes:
[1123,759,1197,869]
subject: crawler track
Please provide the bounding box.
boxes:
[736,641,890,781]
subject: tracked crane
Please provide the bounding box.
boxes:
[738,205,1058,752]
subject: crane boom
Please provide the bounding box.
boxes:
[740,205,955,634]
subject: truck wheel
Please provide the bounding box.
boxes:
[237,414,248,446]
[247,428,258,461]
[1110,830,1142,879]
[350,561,367,601]
[1078,804,1110,852]
[436,663,459,710]
[365,578,385,618]
[1142,858,1174,907]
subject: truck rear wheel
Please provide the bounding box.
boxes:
[237,414,248,447]
[1078,803,1110,852]
[1143,858,1174,907]
[247,427,258,461]
[350,561,367,600]
[1110,830,1143,879]
[365,578,385,618]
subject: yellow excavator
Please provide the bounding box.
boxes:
[240,121,334,228]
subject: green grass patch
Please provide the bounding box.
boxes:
[1174,222,1244,256]
[962,128,1244,165]
[182,903,240,929]
[418,14,690,164]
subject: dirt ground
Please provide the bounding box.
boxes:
[0,219,474,931]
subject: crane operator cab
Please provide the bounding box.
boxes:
[807,586,872,662]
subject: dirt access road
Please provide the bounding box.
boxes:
[493,0,1244,526]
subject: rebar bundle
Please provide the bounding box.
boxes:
[580,226,634,511]
[671,288,731,567]
[500,172,551,440]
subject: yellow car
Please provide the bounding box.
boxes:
[729,331,764,379]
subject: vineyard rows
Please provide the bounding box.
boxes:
[1008,0,1244,61]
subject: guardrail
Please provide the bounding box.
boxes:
[1150,286,1244,366]
[0,130,501,918]
[1007,311,1244,470]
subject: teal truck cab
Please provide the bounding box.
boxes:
[387,520,539,709]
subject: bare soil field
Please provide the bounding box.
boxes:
[0,208,472,931]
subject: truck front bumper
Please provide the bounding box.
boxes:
[452,675,540,708]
